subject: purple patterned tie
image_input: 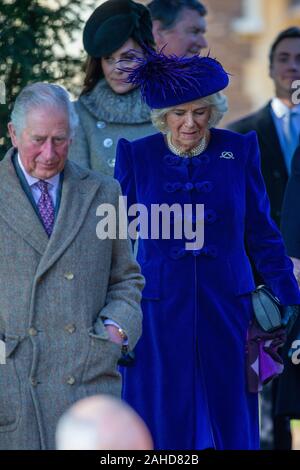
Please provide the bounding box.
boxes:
[36,180,55,237]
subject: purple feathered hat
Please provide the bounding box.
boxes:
[121,48,229,109]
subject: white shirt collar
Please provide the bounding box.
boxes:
[271,97,300,118]
[17,153,60,188]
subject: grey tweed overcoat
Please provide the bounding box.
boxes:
[0,149,144,449]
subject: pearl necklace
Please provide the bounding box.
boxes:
[166,132,208,157]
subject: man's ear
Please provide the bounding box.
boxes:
[152,20,167,49]
[8,122,18,148]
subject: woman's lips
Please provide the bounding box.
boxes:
[112,78,126,84]
[181,132,198,137]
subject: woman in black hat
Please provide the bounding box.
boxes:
[114,49,300,450]
[68,0,155,175]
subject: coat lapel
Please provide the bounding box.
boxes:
[256,103,288,177]
[36,160,101,277]
[0,149,49,254]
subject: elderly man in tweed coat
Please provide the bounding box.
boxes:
[0,83,144,450]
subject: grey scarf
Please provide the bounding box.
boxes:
[79,79,151,125]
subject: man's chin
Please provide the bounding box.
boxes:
[185,50,201,57]
[33,167,61,179]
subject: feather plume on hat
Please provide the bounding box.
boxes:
[119,47,230,109]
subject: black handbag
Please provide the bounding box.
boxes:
[251,285,282,332]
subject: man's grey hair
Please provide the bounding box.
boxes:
[151,92,228,133]
[10,82,78,137]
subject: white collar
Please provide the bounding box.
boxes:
[271,97,300,118]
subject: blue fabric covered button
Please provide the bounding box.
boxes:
[170,246,186,260]
[195,181,213,193]
[183,182,194,191]
[198,245,218,258]
[192,249,201,257]
[205,209,217,224]
[191,155,210,166]
[199,155,210,164]
[163,155,180,166]
[164,182,182,192]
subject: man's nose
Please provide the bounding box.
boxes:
[288,58,300,70]
[42,139,55,159]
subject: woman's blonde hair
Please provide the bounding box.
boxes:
[151,92,228,133]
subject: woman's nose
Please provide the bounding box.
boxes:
[184,113,195,127]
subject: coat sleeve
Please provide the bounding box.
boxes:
[115,138,137,208]
[97,179,144,350]
[114,138,139,247]
[280,146,300,258]
[68,105,91,169]
[244,132,300,305]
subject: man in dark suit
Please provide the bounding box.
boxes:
[228,27,300,450]
[228,27,300,228]
[148,0,208,57]
[277,145,300,424]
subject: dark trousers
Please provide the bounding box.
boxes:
[272,379,292,450]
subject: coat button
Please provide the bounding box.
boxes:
[103,138,113,148]
[28,327,38,336]
[96,121,106,129]
[183,182,194,191]
[66,376,76,385]
[64,272,74,280]
[30,377,38,387]
[107,157,116,167]
[64,324,76,334]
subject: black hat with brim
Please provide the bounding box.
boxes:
[83,0,154,58]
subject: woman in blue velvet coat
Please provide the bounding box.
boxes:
[114,50,300,450]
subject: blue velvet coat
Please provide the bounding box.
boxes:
[115,128,300,450]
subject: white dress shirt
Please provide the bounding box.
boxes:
[271,98,300,174]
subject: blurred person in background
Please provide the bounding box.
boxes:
[228,27,300,450]
[228,27,300,229]
[68,0,155,175]
[276,144,300,430]
[56,395,153,450]
[148,0,208,57]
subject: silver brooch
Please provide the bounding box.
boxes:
[220,151,234,159]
